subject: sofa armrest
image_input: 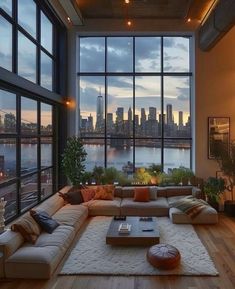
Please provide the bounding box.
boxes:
[0,230,24,259]
[192,187,202,199]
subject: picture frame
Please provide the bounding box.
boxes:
[208,117,230,159]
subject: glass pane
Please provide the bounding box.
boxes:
[41,168,53,200]
[80,37,105,72]
[107,138,133,174]
[0,183,17,221]
[0,89,16,133]
[41,11,53,54]
[135,37,161,72]
[0,16,12,71]
[41,51,53,91]
[21,138,38,174]
[83,139,105,171]
[18,0,36,38]
[80,76,105,137]
[41,103,52,134]
[164,139,191,172]
[21,174,38,212]
[0,0,12,16]
[164,76,191,138]
[21,97,37,134]
[135,139,161,169]
[107,37,133,72]
[107,76,133,138]
[0,138,16,183]
[163,37,190,72]
[18,32,36,82]
[135,76,161,137]
[41,137,52,168]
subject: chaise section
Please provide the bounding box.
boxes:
[120,197,169,216]
[82,198,121,216]
[5,225,75,279]
[169,206,218,224]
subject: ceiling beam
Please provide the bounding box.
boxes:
[58,0,84,25]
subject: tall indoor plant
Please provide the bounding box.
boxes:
[61,136,87,187]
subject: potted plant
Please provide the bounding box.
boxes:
[147,164,162,185]
[171,166,195,185]
[92,166,104,184]
[213,140,235,215]
[204,177,225,211]
[61,136,87,188]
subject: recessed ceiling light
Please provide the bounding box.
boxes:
[127,20,132,26]
[125,0,130,3]
[67,17,71,22]
[187,18,191,23]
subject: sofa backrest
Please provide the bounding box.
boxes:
[164,186,193,197]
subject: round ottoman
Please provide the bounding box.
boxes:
[147,244,181,270]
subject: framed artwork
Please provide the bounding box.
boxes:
[208,117,230,159]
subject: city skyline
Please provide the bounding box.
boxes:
[80,93,190,138]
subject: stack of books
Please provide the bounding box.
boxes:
[118,223,131,234]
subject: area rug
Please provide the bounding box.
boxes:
[60,217,218,276]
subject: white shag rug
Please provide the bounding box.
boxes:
[60,217,218,276]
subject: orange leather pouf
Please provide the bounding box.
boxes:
[147,244,181,270]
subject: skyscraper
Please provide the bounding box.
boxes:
[116,107,124,133]
[179,111,183,130]
[96,93,104,132]
[166,104,173,125]
[128,107,132,122]
[107,113,113,132]
[148,107,157,120]
[87,114,94,132]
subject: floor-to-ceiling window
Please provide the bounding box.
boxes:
[0,1,66,223]
[78,36,192,173]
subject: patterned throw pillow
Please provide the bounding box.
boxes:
[93,185,115,200]
[134,187,150,202]
[81,188,96,202]
[11,213,41,243]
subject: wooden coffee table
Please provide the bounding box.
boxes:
[106,216,160,246]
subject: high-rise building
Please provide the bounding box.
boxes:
[128,107,132,122]
[87,114,94,132]
[107,113,113,132]
[166,104,173,125]
[4,113,16,132]
[116,107,124,133]
[96,94,104,132]
[148,107,156,120]
[179,111,184,130]
[134,114,139,126]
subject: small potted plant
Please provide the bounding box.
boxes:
[204,177,225,211]
[61,136,87,188]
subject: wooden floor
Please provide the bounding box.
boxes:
[1,214,235,289]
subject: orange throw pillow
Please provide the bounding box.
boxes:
[81,188,96,202]
[93,185,114,200]
[134,187,150,202]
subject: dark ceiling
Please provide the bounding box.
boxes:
[76,0,214,21]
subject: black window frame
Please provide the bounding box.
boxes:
[78,36,193,172]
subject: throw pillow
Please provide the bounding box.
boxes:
[81,188,96,202]
[11,213,41,243]
[134,187,150,202]
[149,186,158,200]
[30,210,59,234]
[59,187,84,205]
[93,185,115,200]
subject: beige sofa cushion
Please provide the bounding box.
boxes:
[120,197,169,216]
[83,198,121,216]
[35,225,75,248]
[53,204,88,230]
[5,245,63,279]
[166,186,192,197]
[36,192,66,216]
[169,206,218,224]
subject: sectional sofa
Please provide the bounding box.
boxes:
[0,185,218,279]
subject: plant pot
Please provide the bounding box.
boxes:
[208,201,219,212]
[224,200,235,217]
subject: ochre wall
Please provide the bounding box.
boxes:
[195,26,235,180]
